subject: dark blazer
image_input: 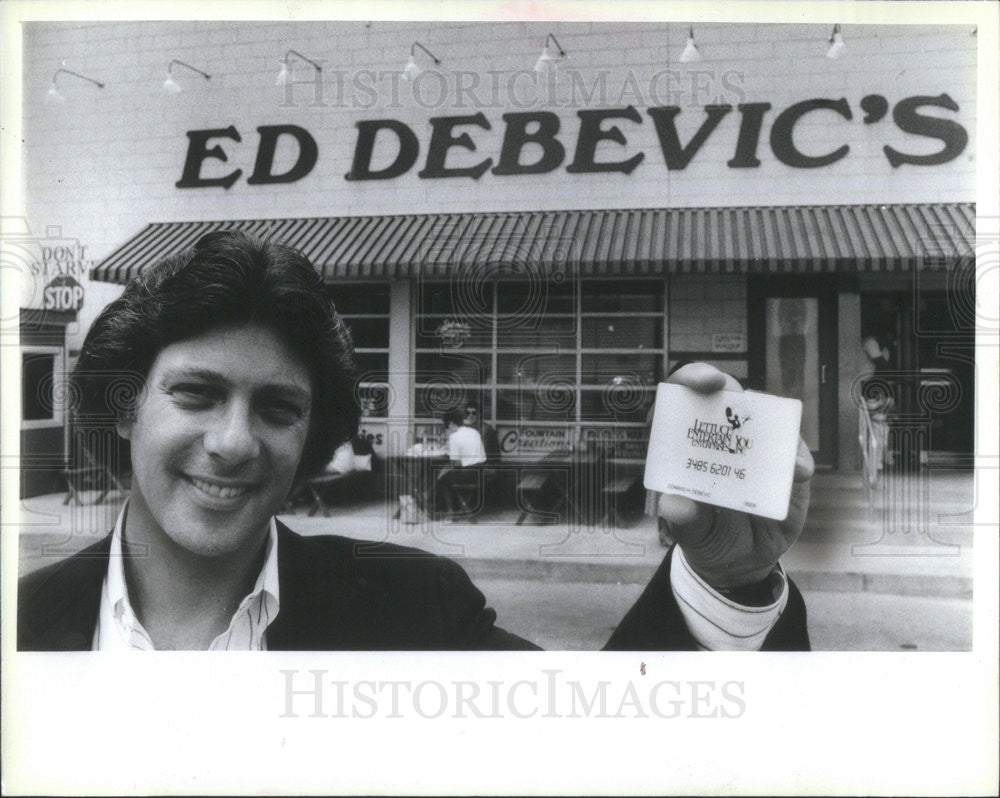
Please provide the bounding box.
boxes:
[17,522,809,651]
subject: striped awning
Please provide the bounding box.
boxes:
[91,203,975,284]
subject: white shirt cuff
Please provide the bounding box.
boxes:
[670,546,789,651]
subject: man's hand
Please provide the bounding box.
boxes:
[657,363,815,590]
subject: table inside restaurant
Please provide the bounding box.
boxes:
[510,446,644,526]
[385,440,644,526]
[388,446,450,521]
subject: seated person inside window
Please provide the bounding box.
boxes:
[434,408,486,518]
[446,407,486,468]
[325,434,375,475]
[306,433,377,509]
[19,230,814,651]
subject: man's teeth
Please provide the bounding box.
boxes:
[190,478,249,498]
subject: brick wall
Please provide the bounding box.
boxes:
[21,21,976,264]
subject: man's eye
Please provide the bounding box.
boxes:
[171,385,218,406]
[260,403,305,426]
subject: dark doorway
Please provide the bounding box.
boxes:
[748,276,839,469]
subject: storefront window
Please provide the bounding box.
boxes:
[497,316,576,348]
[21,348,62,427]
[415,279,664,459]
[415,280,495,419]
[328,284,390,418]
[860,289,975,457]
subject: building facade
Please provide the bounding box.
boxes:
[19,21,978,494]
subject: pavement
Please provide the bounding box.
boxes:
[16,470,976,600]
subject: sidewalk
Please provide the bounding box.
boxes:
[16,471,976,598]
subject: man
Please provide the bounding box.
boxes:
[18,230,812,651]
[445,408,487,468]
[463,401,501,465]
[435,408,487,519]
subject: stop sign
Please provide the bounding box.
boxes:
[42,275,85,312]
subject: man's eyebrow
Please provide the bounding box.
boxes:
[158,367,227,385]
[159,368,311,402]
[256,383,312,405]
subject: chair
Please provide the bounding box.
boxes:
[301,470,370,517]
[290,436,380,516]
[515,450,574,525]
[62,446,129,505]
[434,465,484,522]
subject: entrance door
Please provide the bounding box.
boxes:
[748,277,838,469]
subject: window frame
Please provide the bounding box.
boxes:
[413,276,666,462]
[20,345,65,430]
[329,281,392,420]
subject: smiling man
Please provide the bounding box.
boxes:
[108,323,313,649]
[18,230,812,651]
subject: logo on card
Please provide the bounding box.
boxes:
[686,400,754,455]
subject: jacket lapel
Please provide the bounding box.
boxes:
[18,534,112,651]
[266,522,366,650]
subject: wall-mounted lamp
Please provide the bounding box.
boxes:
[679,26,702,63]
[826,24,846,59]
[163,59,211,94]
[403,42,441,81]
[534,33,567,73]
[276,49,323,86]
[45,65,104,105]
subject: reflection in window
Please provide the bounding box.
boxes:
[329,284,390,418]
[415,279,664,457]
[22,352,56,422]
[582,317,661,349]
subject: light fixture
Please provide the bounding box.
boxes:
[163,59,210,94]
[679,26,701,63]
[826,24,846,59]
[45,65,104,105]
[534,33,566,73]
[402,42,441,81]
[276,49,323,86]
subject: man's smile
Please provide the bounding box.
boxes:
[116,323,312,557]
[184,475,256,500]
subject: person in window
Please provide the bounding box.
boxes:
[434,408,486,520]
[860,333,895,469]
[309,433,377,508]
[19,230,813,651]
[463,400,501,465]
[444,408,487,468]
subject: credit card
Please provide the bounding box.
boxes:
[643,383,803,521]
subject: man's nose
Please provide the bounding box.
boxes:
[203,403,260,463]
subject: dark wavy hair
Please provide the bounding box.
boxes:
[72,230,359,482]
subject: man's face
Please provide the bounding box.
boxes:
[117,323,312,558]
[463,407,478,426]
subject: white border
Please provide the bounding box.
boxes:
[2,2,998,796]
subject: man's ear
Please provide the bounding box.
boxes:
[116,415,134,440]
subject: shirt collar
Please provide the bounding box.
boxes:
[106,500,281,623]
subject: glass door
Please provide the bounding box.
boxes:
[749,277,838,468]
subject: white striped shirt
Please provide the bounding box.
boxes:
[671,546,788,651]
[93,503,280,651]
